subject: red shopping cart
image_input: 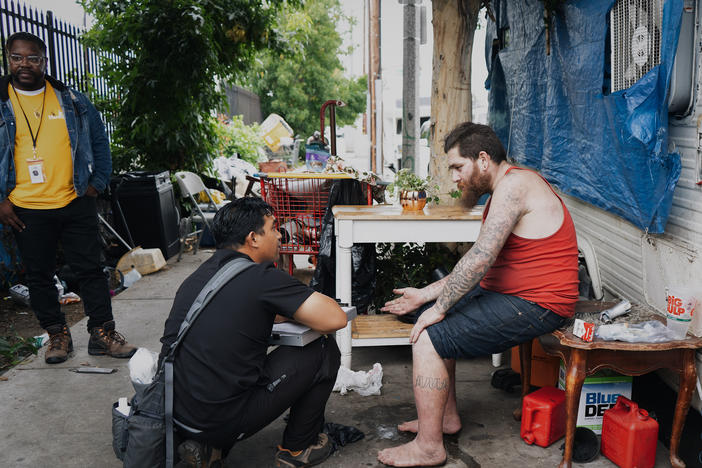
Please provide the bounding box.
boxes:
[258,172,372,274]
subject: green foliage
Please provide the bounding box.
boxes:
[238,0,366,139]
[82,0,293,173]
[212,115,264,166]
[388,168,440,203]
[0,333,40,370]
[389,168,431,192]
[373,243,462,311]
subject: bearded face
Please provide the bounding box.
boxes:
[457,164,491,209]
[447,147,494,209]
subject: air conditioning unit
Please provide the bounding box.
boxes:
[610,0,695,115]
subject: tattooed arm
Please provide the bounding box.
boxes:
[380,276,450,315]
[409,174,528,342]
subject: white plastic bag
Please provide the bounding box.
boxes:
[333,363,383,396]
[122,268,142,288]
[595,320,678,343]
[128,347,159,385]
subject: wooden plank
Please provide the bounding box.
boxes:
[352,314,413,339]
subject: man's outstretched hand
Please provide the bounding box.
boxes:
[410,305,445,343]
[0,199,24,231]
[381,287,426,316]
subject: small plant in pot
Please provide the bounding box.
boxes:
[388,168,439,211]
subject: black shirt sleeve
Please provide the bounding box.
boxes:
[258,262,314,319]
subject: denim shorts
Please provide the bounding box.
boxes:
[419,286,568,359]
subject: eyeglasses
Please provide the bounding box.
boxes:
[9,54,44,65]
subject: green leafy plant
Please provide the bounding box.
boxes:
[82,0,295,173]
[373,242,462,311]
[0,333,40,370]
[388,168,440,204]
[212,115,265,166]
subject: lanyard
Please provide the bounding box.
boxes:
[11,84,47,160]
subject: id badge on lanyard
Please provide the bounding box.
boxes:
[27,157,46,184]
[12,84,48,185]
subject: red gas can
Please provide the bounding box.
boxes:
[520,386,566,447]
[601,396,658,468]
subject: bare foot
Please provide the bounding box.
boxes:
[397,416,462,435]
[377,440,446,467]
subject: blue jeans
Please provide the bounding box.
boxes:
[419,286,568,359]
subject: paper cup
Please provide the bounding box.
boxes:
[666,287,697,340]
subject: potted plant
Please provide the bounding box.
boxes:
[388,169,439,211]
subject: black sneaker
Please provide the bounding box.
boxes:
[176,439,222,468]
[275,433,333,467]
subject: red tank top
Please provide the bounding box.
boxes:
[479,167,579,318]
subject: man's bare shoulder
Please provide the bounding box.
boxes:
[491,169,530,204]
[502,167,541,186]
[499,169,563,238]
[495,168,556,201]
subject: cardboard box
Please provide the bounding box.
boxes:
[558,361,632,434]
[260,113,293,153]
[511,339,560,388]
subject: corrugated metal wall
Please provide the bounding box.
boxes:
[667,121,702,245]
[563,194,647,303]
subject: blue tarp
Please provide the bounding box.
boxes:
[485,0,682,233]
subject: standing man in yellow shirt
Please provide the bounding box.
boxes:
[0,32,137,364]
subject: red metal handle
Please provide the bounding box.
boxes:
[320,100,346,156]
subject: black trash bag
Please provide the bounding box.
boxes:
[310,179,376,314]
[323,422,365,453]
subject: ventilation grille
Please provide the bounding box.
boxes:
[610,0,663,92]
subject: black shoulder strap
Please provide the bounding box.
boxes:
[164,256,255,468]
[166,256,255,360]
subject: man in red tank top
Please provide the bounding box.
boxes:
[377,122,579,467]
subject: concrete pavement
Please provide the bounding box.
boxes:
[0,249,670,467]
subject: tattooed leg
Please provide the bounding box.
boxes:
[398,358,461,435]
[378,332,447,467]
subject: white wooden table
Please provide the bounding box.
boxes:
[333,204,483,368]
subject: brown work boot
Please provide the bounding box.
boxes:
[176,439,223,468]
[88,320,137,358]
[45,323,73,364]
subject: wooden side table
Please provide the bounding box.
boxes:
[516,301,702,468]
[332,204,483,368]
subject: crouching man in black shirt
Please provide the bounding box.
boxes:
[159,197,347,467]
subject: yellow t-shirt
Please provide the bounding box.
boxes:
[8,81,76,209]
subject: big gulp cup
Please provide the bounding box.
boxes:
[666,287,697,340]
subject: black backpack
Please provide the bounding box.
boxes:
[112,257,255,468]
